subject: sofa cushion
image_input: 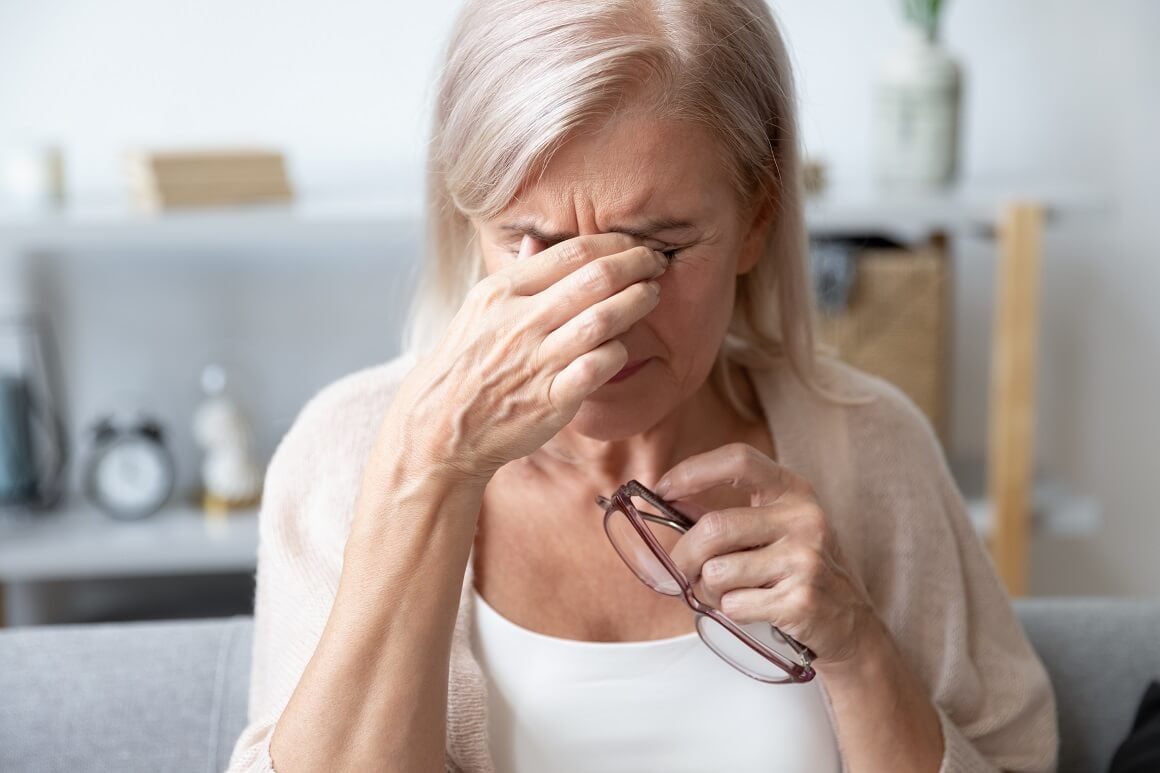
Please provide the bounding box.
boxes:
[1,600,1158,772]
[1014,598,1160,773]
[0,615,251,773]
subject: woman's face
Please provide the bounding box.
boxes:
[472,112,773,441]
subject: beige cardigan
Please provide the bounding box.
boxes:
[226,352,1058,772]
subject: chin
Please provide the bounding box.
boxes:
[566,377,674,441]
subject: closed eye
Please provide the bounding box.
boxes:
[504,240,686,262]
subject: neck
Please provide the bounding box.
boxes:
[523,360,764,494]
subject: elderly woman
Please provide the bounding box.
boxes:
[228,1,1058,771]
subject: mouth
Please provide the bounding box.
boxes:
[607,357,653,384]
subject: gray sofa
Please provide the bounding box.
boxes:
[1,599,1158,773]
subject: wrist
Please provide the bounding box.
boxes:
[354,454,486,522]
[375,409,497,492]
[814,614,896,684]
[351,426,489,535]
[814,615,945,771]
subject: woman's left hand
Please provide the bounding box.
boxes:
[655,442,885,670]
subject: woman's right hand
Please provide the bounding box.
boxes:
[381,232,667,487]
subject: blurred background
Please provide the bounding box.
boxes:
[0,0,1156,627]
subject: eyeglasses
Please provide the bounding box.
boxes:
[595,479,816,684]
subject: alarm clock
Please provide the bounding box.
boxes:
[82,413,176,520]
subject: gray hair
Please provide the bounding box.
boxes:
[404,0,826,420]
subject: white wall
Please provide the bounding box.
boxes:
[0,0,1156,596]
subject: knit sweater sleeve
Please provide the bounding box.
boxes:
[223,356,459,772]
[222,379,343,773]
[837,375,1059,773]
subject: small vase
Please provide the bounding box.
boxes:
[872,22,963,190]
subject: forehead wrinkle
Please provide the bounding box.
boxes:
[501,189,660,240]
[499,176,703,242]
[497,117,718,240]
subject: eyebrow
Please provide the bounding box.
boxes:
[498,216,699,243]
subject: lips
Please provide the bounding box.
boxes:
[607,357,652,384]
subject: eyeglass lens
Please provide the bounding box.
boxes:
[696,614,802,683]
[603,500,684,596]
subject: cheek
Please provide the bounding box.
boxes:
[651,268,737,359]
[478,241,507,275]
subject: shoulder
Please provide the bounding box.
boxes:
[819,355,940,452]
[763,357,971,590]
[290,351,418,443]
[757,354,958,540]
[262,351,419,523]
[767,353,943,462]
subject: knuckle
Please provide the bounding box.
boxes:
[580,308,612,339]
[557,240,593,269]
[572,356,599,383]
[726,442,753,468]
[795,545,823,575]
[469,275,509,305]
[795,506,829,542]
[701,512,730,543]
[576,260,616,293]
[799,501,825,527]
[788,584,814,615]
[702,558,726,584]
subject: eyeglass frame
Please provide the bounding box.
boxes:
[595,479,817,684]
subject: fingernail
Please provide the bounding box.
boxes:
[517,234,534,259]
[654,478,670,496]
[646,280,661,296]
[651,251,668,277]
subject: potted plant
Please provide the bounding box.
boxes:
[873,0,963,189]
[904,0,947,38]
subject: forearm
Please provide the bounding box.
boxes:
[270,461,485,773]
[818,617,945,773]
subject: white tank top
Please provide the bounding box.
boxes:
[469,588,842,773]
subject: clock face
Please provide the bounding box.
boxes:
[91,435,174,517]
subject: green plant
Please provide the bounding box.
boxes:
[903,0,947,34]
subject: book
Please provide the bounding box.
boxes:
[125,149,294,211]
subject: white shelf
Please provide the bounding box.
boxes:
[0,504,258,582]
[804,179,1109,236]
[0,181,1108,253]
[0,195,424,251]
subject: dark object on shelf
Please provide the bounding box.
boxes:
[0,312,69,511]
[81,412,176,520]
[811,239,858,315]
[810,235,909,314]
[810,234,951,440]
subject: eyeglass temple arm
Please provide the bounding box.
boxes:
[594,488,696,532]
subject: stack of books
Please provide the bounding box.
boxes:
[125,149,294,211]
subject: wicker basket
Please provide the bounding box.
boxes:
[814,244,951,441]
